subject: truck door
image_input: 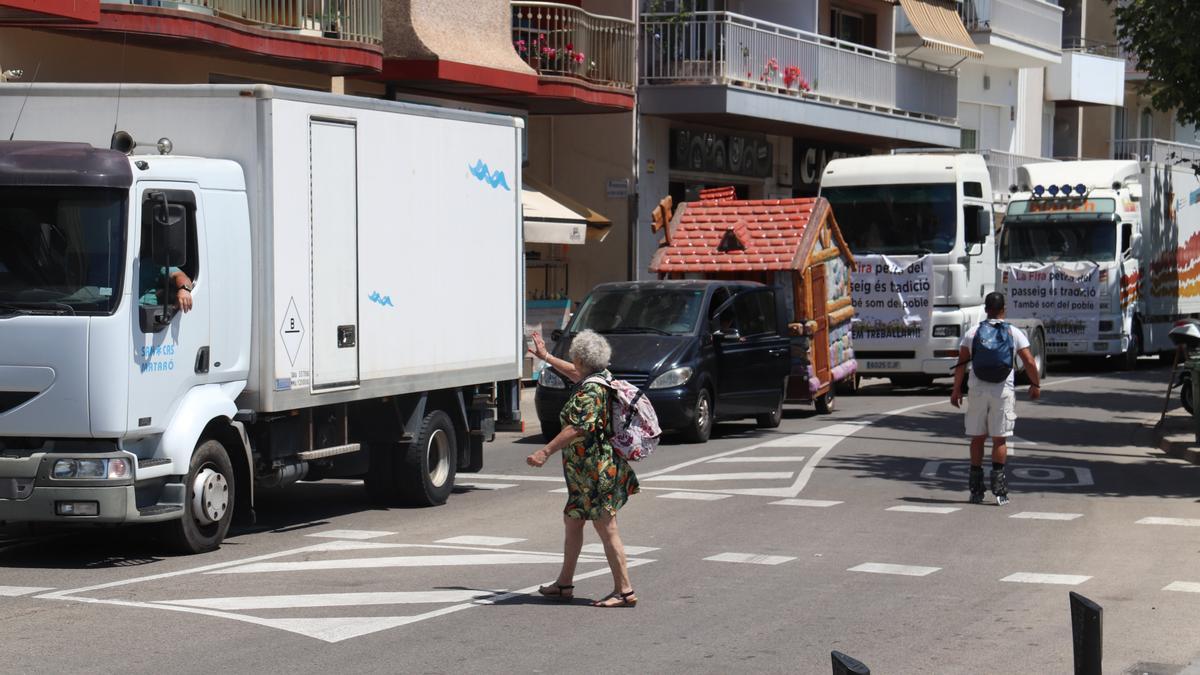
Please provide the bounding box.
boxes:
[128,184,212,433]
[309,119,360,390]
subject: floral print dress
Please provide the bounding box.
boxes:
[559,371,640,520]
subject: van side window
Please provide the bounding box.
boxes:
[137,190,199,308]
[964,181,984,198]
[709,287,734,332]
[734,290,777,337]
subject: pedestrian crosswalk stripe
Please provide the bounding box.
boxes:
[1163,581,1200,593]
[848,563,941,577]
[646,472,794,482]
[708,457,807,463]
[156,589,504,611]
[465,474,562,483]
[1010,512,1083,521]
[549,487,568,494]
[306,529,394,540]
[770,499,843,508]
[886,505,961,514]
[1000,572,1091,586]
[456,482,517,490]
[582,544,659,556]
[704,552,796,566]
[210,553,603,575]
[1136,517,1200,527]
[0,586,53,597]
[658,491,731,501]
[435,536,525,546]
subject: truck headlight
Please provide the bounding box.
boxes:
[649,367,693,389]
[51,458,132,480]
[539,368,567,389]
[932,325,961,338]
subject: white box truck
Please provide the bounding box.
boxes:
[999,154,1200,366]
[820,153,1045,386]
[0,84,525,553]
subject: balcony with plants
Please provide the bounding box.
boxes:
[511,2,636,96]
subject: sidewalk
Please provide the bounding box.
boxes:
[1153,408,1200,464]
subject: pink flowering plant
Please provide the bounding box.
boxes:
[783,65,811,92]
[515,33,586,74]
[759,57,780,84]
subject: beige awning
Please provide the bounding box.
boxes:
[522,177,613,245]
[898,0,983,60]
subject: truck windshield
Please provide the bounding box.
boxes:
[822,183,958,255]
[0,187,127,315]
[572,288,704,336]
[999,220,1117,262]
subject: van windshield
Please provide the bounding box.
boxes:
[822,183,958,254]
[0,187,127,315]
[999,220,1117,262]
[572,288,704,336]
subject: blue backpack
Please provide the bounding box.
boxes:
[972,321,1014,383]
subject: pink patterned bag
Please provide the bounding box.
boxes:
[583,374,661,461]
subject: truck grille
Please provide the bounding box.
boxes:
[855,351,916,360]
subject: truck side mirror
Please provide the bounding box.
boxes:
[150,197,188,268]
[1128,233,1142,258]
[964,206,990,254]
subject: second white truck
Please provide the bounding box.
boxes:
[0,84,525,553]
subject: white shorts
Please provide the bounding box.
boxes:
[964,386,1016,438]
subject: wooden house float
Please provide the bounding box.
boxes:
[648,187,857,412]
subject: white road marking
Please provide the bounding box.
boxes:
[435,536,525,546]
[645,472,794,482]
[1011,436,1038,446]
[1137,517,1200,527]
[1010,512,1083,521]
[465,474,562,483]
[456,482,517,490]
[657,491,731,501]
[848,563,941,577]
[156,589,504,611]
[1000,572,1091,586]
[1164,581,1200,593]
[704,552,796,566]
[0,586,52,597]
[770,499,843,508]
[211,553,599,575]
[708,456,807,463]
[549,487,568,494]
[306,529,394,540]
[886,505,961,514]
[582,544,659,556]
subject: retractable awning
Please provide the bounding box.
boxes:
[898,0,983,61]
[522,177,612,245]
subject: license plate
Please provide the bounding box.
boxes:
[1067,342,1087,353]
[865,361,900,370]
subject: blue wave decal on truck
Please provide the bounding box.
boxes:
[469,160,511,191]
[368,291,394,307]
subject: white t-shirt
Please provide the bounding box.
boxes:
[959,320,1030,392]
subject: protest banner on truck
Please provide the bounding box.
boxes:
[1005,263,1100,342]
[850,255,933,341]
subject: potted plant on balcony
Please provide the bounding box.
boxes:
[782,65,811,95]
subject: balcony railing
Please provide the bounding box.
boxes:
[640,11,957,121]
[111,0,382,44]
[986,149,1055,192]
[1061,37,1119,58]
[1113,138,1200,164]
[959,0,1062,53]
[511,2,636,90]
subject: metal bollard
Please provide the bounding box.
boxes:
[1069,591,1102,675]
[831,651,870,675]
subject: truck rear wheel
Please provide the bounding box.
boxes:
[1119,326,1141,371]
[1017,330,1046,385]
[397,410,457,506]
[162,439,234,555]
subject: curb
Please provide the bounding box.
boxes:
[1153,416,1200,465]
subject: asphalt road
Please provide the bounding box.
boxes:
[2,361,1199,674]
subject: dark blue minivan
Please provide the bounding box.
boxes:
[534,280,791,443]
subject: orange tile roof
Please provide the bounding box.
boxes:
[651,196,822,272]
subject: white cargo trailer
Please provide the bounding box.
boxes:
[0,84,524,552]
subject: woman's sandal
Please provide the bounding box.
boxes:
[592,590,637,608]
[537,583,574,601]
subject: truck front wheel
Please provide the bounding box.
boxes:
[162,439,234,554]
[398,410,457,507]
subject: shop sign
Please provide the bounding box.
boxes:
[793,141,869,196]
[670,128,772,178]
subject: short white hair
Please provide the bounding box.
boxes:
[568,329,611,374]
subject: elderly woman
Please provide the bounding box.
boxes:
[526,329,640,608]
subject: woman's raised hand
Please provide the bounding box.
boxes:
[527,332,548,360]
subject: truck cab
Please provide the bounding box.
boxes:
[1000,161,1142,365]
[820,154,998,384]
